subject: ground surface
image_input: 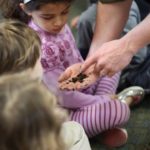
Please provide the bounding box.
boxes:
[91,97,150,150]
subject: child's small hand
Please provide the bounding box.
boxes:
[70,15,80,29]
[58,63,82,90]
[58,63,99,90]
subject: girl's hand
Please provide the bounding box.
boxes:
[58,63,99,90]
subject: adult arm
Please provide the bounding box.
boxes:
[82,13,150,76]
[88,0,132,56]
[123,14,150,53]
[82,0,132,76]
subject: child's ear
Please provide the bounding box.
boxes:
[19,3,32,16]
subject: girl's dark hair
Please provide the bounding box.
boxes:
[0,0,74,23]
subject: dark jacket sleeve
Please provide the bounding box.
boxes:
[99,0,125,3]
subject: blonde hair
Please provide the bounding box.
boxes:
[0,19,41,75]
[0,73,67,150]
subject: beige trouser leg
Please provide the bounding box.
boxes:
[61,121,91,150]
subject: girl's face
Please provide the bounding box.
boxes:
[28,3,71,34]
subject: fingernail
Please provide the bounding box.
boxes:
[79,65,83,73]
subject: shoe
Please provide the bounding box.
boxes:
[117,86,144,106]
[101,128,128,148]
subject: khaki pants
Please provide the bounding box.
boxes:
[61,121,91,150]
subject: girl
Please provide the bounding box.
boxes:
[0,0,144,148]
[0,19,91,150]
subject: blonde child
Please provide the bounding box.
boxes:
[0,73,85,150]
[0,19,91,150]
[0,0,144,147]
[0,18,41,78]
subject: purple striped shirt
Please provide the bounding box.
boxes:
[29,21,120,108]
[29,20,130,137]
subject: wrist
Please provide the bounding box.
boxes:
[121,35,139,56]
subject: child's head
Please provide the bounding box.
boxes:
[1,0,74,34]
[0,73,67,150]
[0,19,42,78]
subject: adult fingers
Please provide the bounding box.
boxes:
[94,61,105,76]
[99,69,108,77]
[107,70,116,77]
[81,55,97,72]
[95,60,118,77]
[58,69,72,82]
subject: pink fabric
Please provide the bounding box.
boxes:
[29,21,130,137]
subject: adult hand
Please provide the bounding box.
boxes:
[81,39,134,77]
[58,63,99,90]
